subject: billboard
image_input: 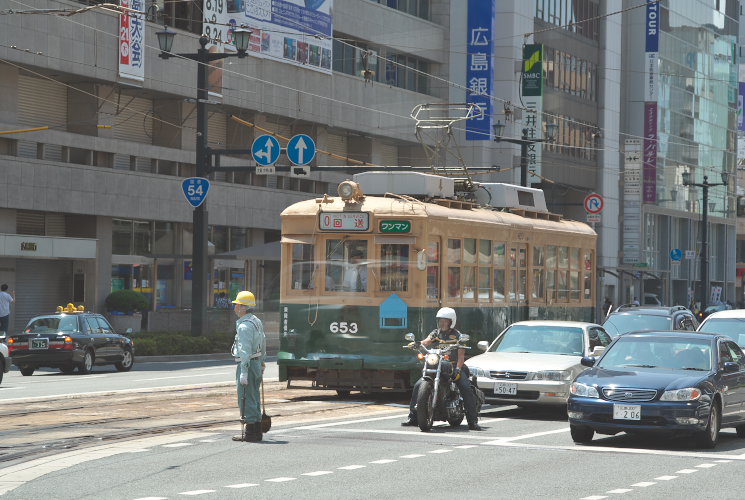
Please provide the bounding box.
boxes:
[465,0,494,140]
[118,0,145,82]
[203,0,333,75]
[521,44,544,182]
[642,0,659,203]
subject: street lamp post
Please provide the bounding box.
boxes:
[156,27,251,336]
[493,121,557,187]
[681,171,728,311]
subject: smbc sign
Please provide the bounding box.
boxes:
[522,44,543,97]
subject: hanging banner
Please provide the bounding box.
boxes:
[465,0,494,140]
[642,0,659,202]
[118,0,145,82]
[203,0,333,76]
[521,44,544,181]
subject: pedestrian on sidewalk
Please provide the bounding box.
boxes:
[231,290,266,442]
[0,284,14,335]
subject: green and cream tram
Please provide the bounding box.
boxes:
[278,172,596,394]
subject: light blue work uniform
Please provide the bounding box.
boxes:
[232,312,266,423]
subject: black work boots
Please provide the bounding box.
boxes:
[232,422,263,442]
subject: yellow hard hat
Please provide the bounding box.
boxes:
[232,291,256,307]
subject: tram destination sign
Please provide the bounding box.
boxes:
[319,211,370,231]
[379,220,411,233]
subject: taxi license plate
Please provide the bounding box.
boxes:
[613,404,641,420]
[31,338,49,349]
[494,381,518,395]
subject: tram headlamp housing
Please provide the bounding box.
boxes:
[337,180,364,203]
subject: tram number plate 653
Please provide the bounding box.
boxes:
[330,322,358,334]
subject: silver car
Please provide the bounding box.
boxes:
[466,321,611,406]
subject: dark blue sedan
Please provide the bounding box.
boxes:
[567,331,745,448]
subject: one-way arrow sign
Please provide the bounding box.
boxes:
[287,134,316,166]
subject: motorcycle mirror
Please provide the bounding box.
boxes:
[477,340,488,352]
[458,333,470,343]
[404,333,415,341]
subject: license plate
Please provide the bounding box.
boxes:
[494,381,518,395]
[30,338,49,350]
[613,404,641,420]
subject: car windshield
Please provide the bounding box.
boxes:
[490,325,584,355]
[25,316,78,333]
[699,318,745,346]
[603,314,671,336]
[597,337,712,371]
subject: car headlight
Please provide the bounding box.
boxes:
[570,382,599,398]
[532,370,572,381]
[660,388,701,401]
[425,353,440,366]
[469,366,487,377]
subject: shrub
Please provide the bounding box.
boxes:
[105,290,149,314]
[130,331,234,356]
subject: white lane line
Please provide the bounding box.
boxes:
[428,449,452,454]
[675,469,698,474]
[631,482,656,487]
[284,413,408,431]
[400,454,425,459]
[127,449,150,453]
[454,445,478,449]
[302,471,334,476]
[137,374,227,382]
[303,428,492,440]
[485,427,570,442]
[370,459,398,464]
[715,459,732,463]
[178,490,215,496]
[133,497,168,500]
[478,417,508,423]
[654,476,678,481]
[198,439,218,443]
[224,483,258,488]
[695,463,717,468]
[337,465,366,470]
[265,477,296,483]
[162,443,193,448]
[607,489,632,494]
[581,496,607,500]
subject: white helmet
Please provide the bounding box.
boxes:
[436,307,457,329]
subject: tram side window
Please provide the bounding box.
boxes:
[478,239,491,301]
[380,244,409,292]
[532,246,545,301]
[291,243,315,290]
[447,239,461,299]
[493,242,506,301]
[583,250,593,300]
[325,239,368,292]
[570,248,581,300]
[426,241,440,300]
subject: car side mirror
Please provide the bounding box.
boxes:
[458,333,470,343]
[723,361,740,373]
[477,341,489,352]
[404,333,415,342]
[591,346,605,356]
[580,356,596,367]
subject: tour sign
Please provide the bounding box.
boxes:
[251,134,281,166]
[287,134,316,166]
[182,177,210,208]
[379,220,411,233]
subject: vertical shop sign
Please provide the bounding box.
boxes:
[465,0,494,140]
[522,44,544,179]
[118,0,145,81]
[642,0,659,202]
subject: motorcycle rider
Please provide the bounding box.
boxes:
[402,307,483,431]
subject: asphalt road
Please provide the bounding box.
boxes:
[3,399,745,499]
[0,358,278,401]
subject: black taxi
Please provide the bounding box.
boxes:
[7,304,135,376]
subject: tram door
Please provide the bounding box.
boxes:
[509,245,528,303]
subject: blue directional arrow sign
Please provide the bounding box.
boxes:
[182,177,210,208]
[670,248,683,261]
[287,134,316,166]
[251,134,281,166]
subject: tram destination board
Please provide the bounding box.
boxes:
[379,220,411,233]
[319,211,370,231]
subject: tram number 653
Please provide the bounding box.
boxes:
[330,322,358,334]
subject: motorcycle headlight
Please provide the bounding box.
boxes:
[660,387,701,401]
[425,353,440,366]
[532,370,572,381]
[570,382,599,398]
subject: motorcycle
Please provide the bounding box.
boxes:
[404,332,485,432]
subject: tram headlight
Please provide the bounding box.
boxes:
[337,180,364,203]
[425,353,440,366]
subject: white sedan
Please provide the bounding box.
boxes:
[0,341,10,385]
[466,321,611,407]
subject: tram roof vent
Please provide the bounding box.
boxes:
[353,171,455,198]
[475,183,548,212]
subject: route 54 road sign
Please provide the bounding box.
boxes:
[182,177,210,208]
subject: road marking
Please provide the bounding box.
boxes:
[136,374,227,382]
[127,449,150,453]
[581,496,607,499]
[488,427,570,442]
[178,490,215,496]
[654,476,677,481]
[675,469,698,474]
[300,428,495,440]
[607,489,632,494]
[302,471,333,476]
[631,482,656,487]
[265,477,296,482]
[224,483,258,488]
[198,439,218,443]
[428,449,452,454]
[337,465,366,470]
[400,454,425,458]
[162,443,193,448]
[133,497,168,500]
[695,463,717,468]
[454,445,478,449]
[715,459,732,463]
[284,412,408,431]
[370,459,397,464]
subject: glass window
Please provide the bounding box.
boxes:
[96,317,113,334]
[570,248,580,270]
[532,269,545,300]
[493,269,505,301]
[583,272,592,300]
[112,219,132,255]
[447,267,460,299]
[153,222,175,254]
[427,241,439,300]
[463,238,476,264]
[478,267,490,301]
[133,221,152,255]
[558,246,569,268]
[156,264,175,307]
[558,270,568,300]
[85,317,100,334]
[291,243,315,290]
[463,266,475,300]
[510,247,517,268]
[546,245,557,268]
[447,239,461,264]
[533,246,544,266]
[380,244,409,292]
[479,240,491,264]
[519,248,527,268]
[546,270,556,302]
[326,239,368,292]
[210,226,229,254]
[570,271,580,300]
[509,270,516,300]
[519,269,527,302]
[493,242,505,266]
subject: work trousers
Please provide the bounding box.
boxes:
[409,365,478,425]
[236,360,262,423]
